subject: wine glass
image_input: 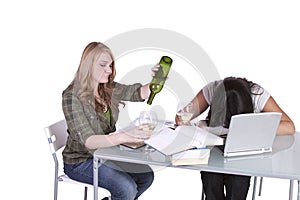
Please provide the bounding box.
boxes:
[138,110,158,132]
[176,102,194,125]
[138,110,158,153]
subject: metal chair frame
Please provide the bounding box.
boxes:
[45,120,111,200]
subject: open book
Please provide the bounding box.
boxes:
[171,148,210,166]
[144,125,223,156]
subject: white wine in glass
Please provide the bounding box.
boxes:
[176,102,194,125]
[138,111,157,132]
[138,110,158,153]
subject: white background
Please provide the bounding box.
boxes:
[1,0,299,199]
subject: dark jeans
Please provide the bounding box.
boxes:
[201,171,251,200]
[64,159,154,200]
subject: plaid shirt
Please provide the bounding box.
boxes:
[62,82,144,164]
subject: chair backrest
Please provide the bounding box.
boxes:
[45,120,68,154]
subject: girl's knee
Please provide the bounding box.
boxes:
[120,184,138,200]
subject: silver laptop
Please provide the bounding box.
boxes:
[223,112,281,157]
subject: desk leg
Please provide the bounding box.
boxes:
[252,176,257,200]
[258,177,263,196]
[93,156,99,200]
[297,180,300,200]
[289,180,294,200]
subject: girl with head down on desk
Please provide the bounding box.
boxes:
[62,42,160,200]
[176,77,295,200]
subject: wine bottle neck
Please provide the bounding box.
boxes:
[147,92,156,105]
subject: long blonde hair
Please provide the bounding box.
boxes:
[73,42,117,111]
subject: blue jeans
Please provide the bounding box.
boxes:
[64,159,154,200]
[201,171,251,200]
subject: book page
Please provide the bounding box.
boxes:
[145,127,177,150]
[145,127,194,156]
[145,126,223,156]
[176,126,224,148]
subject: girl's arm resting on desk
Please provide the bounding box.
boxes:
[85,127,149,149]
[262,96,295,135]
[177,91,296,135]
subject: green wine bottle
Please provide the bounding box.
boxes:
[147,56,173,105]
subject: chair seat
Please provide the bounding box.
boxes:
[58,174,111,198]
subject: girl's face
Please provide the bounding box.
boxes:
[92,52,113,84]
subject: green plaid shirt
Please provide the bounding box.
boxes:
[62,82,144,164]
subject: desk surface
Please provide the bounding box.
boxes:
[94,132,300,180]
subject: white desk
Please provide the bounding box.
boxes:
[93,132,300,200]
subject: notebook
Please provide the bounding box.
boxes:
[221,112,281,157]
